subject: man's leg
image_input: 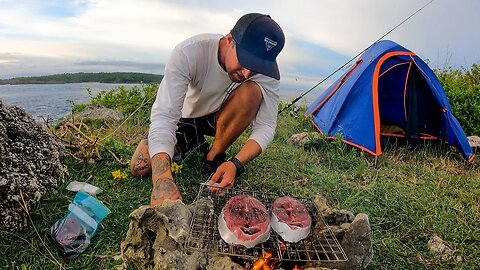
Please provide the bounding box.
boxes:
[206,81,262,161]
[130,139,152,176]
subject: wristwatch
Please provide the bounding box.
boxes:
[228,157,245,177]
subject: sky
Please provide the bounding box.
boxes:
[0,0,479,95]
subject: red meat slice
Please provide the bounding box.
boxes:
[271,196,312,242]
[219,195,270,247]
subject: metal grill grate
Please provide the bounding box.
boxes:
[185,184,347,262]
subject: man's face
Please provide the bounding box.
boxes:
[224,41,256,83]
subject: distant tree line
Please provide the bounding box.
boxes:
[0,72,163,85]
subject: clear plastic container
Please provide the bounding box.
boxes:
[50,192,110,259]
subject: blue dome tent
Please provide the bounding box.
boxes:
[305,40,475,162]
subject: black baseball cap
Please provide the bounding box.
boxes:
[231,13,285,80]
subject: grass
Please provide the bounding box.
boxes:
[1,93,479,269]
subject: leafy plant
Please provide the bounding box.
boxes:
[436,64,480,135]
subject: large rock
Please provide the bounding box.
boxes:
[0,100,67,232]
[71,105,124,122]
[310,196,373,270]
[120,200,207,270]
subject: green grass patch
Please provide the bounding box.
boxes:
[1,84,479,269]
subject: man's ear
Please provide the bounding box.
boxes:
[226,34,234,46]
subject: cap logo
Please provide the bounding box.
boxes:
[264,37,277,51]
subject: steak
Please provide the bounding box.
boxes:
[271,196,312,242]
[218,195,270,248]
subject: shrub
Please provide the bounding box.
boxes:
[73,83,158,121]
[436,64,480,135]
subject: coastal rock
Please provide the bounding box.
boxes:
[0,100,67,232]
[467,135,480,153]
[71,105,124,122]
[427,235,457,261]
[309,195,373,270]
[120,200,207,270]
[289,132,325,149]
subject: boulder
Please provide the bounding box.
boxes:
[309,196,373,270]
[0,100,66,232]
[120,200,207,270]
[70,105,124,122]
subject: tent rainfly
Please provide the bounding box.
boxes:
[305,40,475,162]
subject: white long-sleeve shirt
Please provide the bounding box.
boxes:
[148,33,280,159]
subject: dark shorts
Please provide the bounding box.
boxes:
[174,113,216,156]
[145,113,217,161]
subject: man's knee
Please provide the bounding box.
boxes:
[231,81,262,109]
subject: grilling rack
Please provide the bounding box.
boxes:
[184,184,347,263]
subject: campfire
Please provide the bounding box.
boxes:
[185,184,348,269]
[245,251,304,270]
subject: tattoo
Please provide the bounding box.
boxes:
[151,178,177,201]
[152,159,170,176]
[134,163,150,172]
[135,152,149,166]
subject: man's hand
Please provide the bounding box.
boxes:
[151,178,182,207]
[150,152,182,207]
[208,161,236,192]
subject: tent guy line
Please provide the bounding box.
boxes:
[278,0,435,114]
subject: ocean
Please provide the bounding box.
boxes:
[0,82,314,121]
[0,83,141,121]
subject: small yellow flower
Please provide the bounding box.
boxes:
[171,162,183,174]
[111,169,127,180]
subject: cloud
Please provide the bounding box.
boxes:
[0,0,479,79]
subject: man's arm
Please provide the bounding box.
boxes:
[208,139,261,189]
[150,153,182,206]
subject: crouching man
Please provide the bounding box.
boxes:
[130,13,285,206]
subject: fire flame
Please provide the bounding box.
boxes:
[250,251,275,270]
[292,265,300,270]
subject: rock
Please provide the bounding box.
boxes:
[427,235,456,260]
[467,136,480,152]
[120,200,207,270]
[206,255,244,270]
[310,196,373,270]
[71,105,124,122]
[289,132,325,149]
[0,100,66,232]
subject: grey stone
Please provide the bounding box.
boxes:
[0,100,66,232]
[467,135,480,152]
[71,105,124,122]
[206,256,244,270]
[428,235,457,261]
[309,196,373,270]
[289,132,326,149]
[120,200,207,270]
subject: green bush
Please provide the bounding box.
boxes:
[73,83,158,121]
[436,64,480,135]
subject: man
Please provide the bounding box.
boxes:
[130,13,285,207]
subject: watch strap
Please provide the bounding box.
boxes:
[228,157,245,176]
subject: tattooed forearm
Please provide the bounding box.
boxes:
[151,177,177,201]
[152,158,170,176]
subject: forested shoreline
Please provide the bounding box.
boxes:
[0,72,163,85]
